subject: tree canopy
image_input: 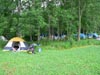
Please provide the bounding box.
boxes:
[0,0,100,41]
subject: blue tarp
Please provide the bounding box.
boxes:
[74,33,86,39]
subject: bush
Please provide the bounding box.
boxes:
[40,39,100,50]
[0,40,7,49]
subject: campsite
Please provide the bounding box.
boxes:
[0,0,100,75]
[1,38,100,75]
[0,45,100,75]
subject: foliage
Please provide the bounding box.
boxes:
[0,0,100,41]
[0,40,7,49]
[41,39,100,50]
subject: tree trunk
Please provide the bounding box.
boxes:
[48,15,51,40]
[78,0,81,41]
[38,25,40,43]
[29,33,32,41]
[57,23,60,40]
[51,27,54,40]
[16,0,22,37]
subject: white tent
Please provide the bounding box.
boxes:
[0,36,7,41]
[4,37,28,51]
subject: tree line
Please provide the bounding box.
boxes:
[0,0,100,41]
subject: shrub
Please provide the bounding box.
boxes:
[0,40,7,49]
[40,39,100,50]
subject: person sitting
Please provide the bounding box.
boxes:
[28,44,34,54]
[12,46,19,52]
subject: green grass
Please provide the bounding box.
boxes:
[0,45,100,75]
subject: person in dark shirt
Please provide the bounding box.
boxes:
[28,44,34,54]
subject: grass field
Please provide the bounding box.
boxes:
[0,45,100,75]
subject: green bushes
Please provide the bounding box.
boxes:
[69,39,100,48]
[0,40,7,49]
[41,39,100,50]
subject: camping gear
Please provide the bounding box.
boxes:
[38,48,42,52]
[27,44,34,54]
[4,37,28,51]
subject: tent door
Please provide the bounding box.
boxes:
[12,42,20,50]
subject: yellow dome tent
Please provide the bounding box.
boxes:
[9,37,25,42]
[4,37,28,51]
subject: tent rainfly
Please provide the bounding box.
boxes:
[4,37,28,51]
